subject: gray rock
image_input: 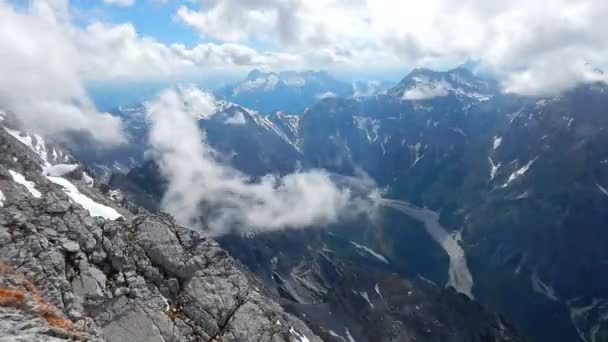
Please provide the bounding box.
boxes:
[61,241,80,253]
[0,127,322,342]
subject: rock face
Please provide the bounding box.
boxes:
[218,229,524,342]
[0,125,320,341]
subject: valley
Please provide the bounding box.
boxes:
[381,199,474,299]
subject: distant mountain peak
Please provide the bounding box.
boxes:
[391,67,497,101]
[216,69,353,113]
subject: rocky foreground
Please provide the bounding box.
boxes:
[0,125,319,341]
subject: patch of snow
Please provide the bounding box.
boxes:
[46,176,122,220]
[353,116,381,143]
[489,157,501,181]
[350,241,389,264]
[411,142,425,166]
[4,127,72,168]
[531,271,559,301]
[568,298,603,342]
[597,183,608,197]
[160,295,170,312]
[451,86,492,102]
[5,128,41,159]
[283,76,306,87]
[493,136,503,150]
[9,170,41,198]
[502,158,537,188]
[345,328,356,342]
[374,283,383,298]
[359,291,374,308]
[276,113,300,137]
[380,136,390,155]
[289,327,310,342]
[414,104,434,112]
[316,91,337,100]
[42,164,78,177]
[450,127,467,137]
[509,108,524,125]
[328,330,346,341]
[243,108,300,151]
[0,190,5,207]
[82,172,94,187]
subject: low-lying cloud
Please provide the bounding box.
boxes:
[402,80,451,100]
[146,86,379,235]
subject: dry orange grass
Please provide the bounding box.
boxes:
[0,260,76,332]
[0,287,25,307]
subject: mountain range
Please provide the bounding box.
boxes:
[98,67,608,342]
[4,66,608,341]
[215,70,389,113]
[0,95,520,340]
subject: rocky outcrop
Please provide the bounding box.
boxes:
[0,126,320,341]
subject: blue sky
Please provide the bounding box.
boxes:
[70,0,201,46]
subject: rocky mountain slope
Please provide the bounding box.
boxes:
[0,118,321,341]
[215,70,353,113]
[292,70,608,342]
[218,229,522,342]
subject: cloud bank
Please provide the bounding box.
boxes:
[146,86,379,235]
[0,1,124,145]
[5,0,608,123]
[178,0,608,95]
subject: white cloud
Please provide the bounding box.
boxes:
[224,111,247,125]
[102,0,135,7]
[4,0,608,105]
[316,92,337,100]
[178,0,608,95]
[402,80,451,100]
[146,86,379,235]
[353,81,384,98]
[0,1,124,145]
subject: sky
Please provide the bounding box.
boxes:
[7,0,608,86]
[2,0,608,143]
